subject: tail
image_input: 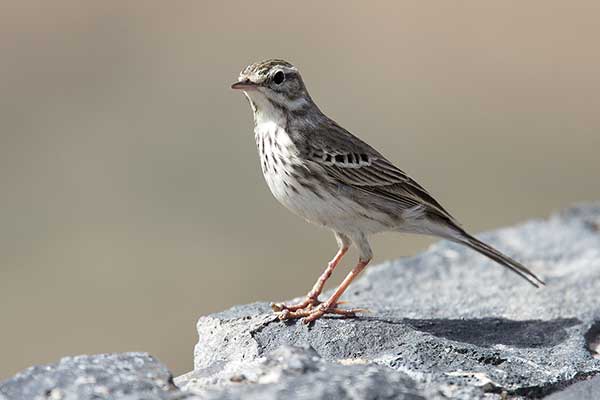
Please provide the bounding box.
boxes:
[454,232,545,288]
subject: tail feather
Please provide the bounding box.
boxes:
[455,233,545,288]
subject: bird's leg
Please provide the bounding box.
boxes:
[274,233,372,322]
[271,243,349,313]
[301,257,371,323]
[276,257,371,321]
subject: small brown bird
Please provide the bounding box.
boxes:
[231,59,544,324]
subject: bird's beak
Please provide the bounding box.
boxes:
[231,80,257,90]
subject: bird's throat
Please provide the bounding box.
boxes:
[248,96,287,127]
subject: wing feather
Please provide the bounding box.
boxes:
[307,143,458,224]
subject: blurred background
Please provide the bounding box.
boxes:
[1,0,599,379]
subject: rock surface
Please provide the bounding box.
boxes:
[2,204,600,400]
[176,203,600,399]
[0,353,196,400]
[545,375,600,400]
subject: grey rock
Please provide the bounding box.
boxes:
[187,345,432,400]
[0,353,197,400]
[545,375,600,400]
[177,203,600,399]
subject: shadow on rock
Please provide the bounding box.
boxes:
[402,317,581,348]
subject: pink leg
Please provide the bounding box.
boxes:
[278,257,371,323]
[271,245,349,312]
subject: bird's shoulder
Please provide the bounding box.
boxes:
[291,116,409,184]
[290,117,384,165]
[289,116,459,225]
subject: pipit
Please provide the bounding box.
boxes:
[231,59,544,324]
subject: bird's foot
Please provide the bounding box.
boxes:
[270,295,321,312]
[273,302,367,324]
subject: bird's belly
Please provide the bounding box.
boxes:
[263,168,323,218]
[263,168,390,234]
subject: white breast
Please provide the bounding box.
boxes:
[254,122,376,231]
[255,122,296,205]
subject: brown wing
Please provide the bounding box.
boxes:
[303,130,459,225]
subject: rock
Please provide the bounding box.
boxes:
[545,375,600,400]
[2,204,599,400]
[0,353,197,400]
[183,344,437,400]
[176,203,600,399]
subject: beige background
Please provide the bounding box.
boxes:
[1,1,599,379]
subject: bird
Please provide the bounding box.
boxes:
[231,59,544,324]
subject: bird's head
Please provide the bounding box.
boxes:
[231,59,313,121]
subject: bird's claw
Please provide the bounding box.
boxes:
[273,302,365,323]
[270,296,320,313]
[270,302,285,312]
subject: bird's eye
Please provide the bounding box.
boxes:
[273,71,285,85]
